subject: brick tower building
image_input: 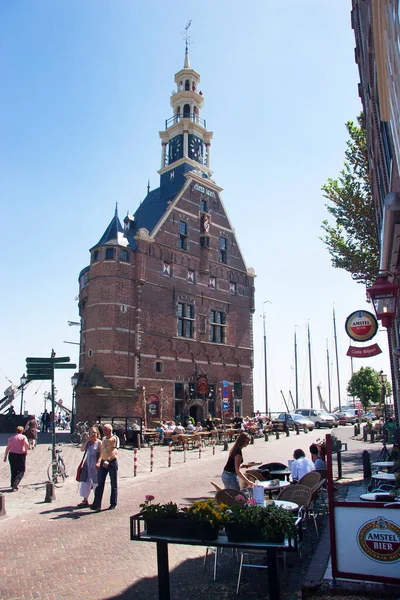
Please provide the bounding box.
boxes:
[76,46,256,425]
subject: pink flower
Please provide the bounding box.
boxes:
[247,498,257,506]
[236,494,245,501]
[145,494,155,502]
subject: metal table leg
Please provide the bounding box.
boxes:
[156,541,170,600]
[267,548,280,600]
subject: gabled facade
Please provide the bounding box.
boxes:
[76,49,255,425]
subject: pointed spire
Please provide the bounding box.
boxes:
[115,202,118,217]
[184,47,191,69]
[147,179,150,194]
[93,206,124,247]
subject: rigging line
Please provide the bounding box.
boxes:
[0,369,14,385]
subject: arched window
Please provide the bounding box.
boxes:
[175,106,180,123]
[193,107,198,123]
[185,79,190,91]
[183,104,190,118]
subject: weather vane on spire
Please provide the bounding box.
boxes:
[182,20,192,52]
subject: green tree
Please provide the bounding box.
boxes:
[320,114,379,286]
[347,367,381,410]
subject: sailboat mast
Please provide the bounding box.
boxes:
[326,339,332,413]
[308,322,313,408]
[263,303,269,416]
[294,328,299,409]
[333,307,342,411]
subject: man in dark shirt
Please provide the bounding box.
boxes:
[233,412,243,430]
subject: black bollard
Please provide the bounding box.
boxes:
[264,432,269,442]
[250,435,254,445]
[275,431,280,440]
[362,450,371,479]
[45,481,56,503]
[0,493,6,518]
[370,430,375,443]
[363,426,368,442]
[296,426,300,436]
[354,424,358,437]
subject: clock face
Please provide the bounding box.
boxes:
[169,135,183,163]
[189,134,203,163]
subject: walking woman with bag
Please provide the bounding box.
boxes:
[77,427,102,508]
[3,426,29,491]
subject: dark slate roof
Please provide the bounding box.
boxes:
[133,187,174,233]
[91,206,127,250]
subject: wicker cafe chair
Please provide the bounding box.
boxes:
[278,484,319,537]
[298,471,321,489]
[215,489,243,506]
[245,469,270,482]
[210,481,222,492]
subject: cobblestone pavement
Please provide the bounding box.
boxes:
[0,427,388,600]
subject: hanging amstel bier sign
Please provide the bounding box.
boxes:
[345,310,378,342]
[357,517,400,563]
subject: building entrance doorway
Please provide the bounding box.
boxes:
[189,403,203,423]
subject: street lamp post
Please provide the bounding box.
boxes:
[142,386,147,429]
[378,371,388,422]
[159,388,164,421]
[263,301,271,416]
[71,374,78,434]
[19,374,27,415]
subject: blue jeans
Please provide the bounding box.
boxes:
[222,470,240,490]
[93,459,118,507]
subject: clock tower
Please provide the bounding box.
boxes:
[158,45,213,201]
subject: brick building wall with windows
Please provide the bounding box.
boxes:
[75,50,255,425]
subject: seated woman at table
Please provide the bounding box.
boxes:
[194,421,203,432]
[185,419,195,432]
[221,432,254,490]
[291,448,315,482]
[204,414,215,431]
[309,444,325,469]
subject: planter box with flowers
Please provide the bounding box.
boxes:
[224,495,296,543]
[137,495,229,542]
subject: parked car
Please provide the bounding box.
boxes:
[329,413,339,427]
[294,408,335,428]
[332,412,348,426]
[271,413,301,433]
[291,413,315,431]
[334,410,358,425]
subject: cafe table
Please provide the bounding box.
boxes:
[371,472,396,482]
[360,492,399,502]
[255,480,291,499]
[266,499,298,511]
[371,461,395,470]
[130,513,301,600]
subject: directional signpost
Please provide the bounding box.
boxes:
[222,380,229,451]
[26,352,76,466]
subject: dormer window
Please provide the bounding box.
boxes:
[105,248,115,260]
[92,250,99,262]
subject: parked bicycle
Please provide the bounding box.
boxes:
[70,421,89,445]
[378,434,392,461]
[47,445,67,487]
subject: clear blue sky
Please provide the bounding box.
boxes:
[0,1,391,417]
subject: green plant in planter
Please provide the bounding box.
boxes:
[225,496,296,541]
[139,496,229,523]
[139,495,180,519]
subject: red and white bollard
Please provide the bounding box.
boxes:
[212,437,215,456]
[133,448,138,477]
[150,445,154,472]
[168,442,172,467]
[183,441,187,463]
[199,444,202,459]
